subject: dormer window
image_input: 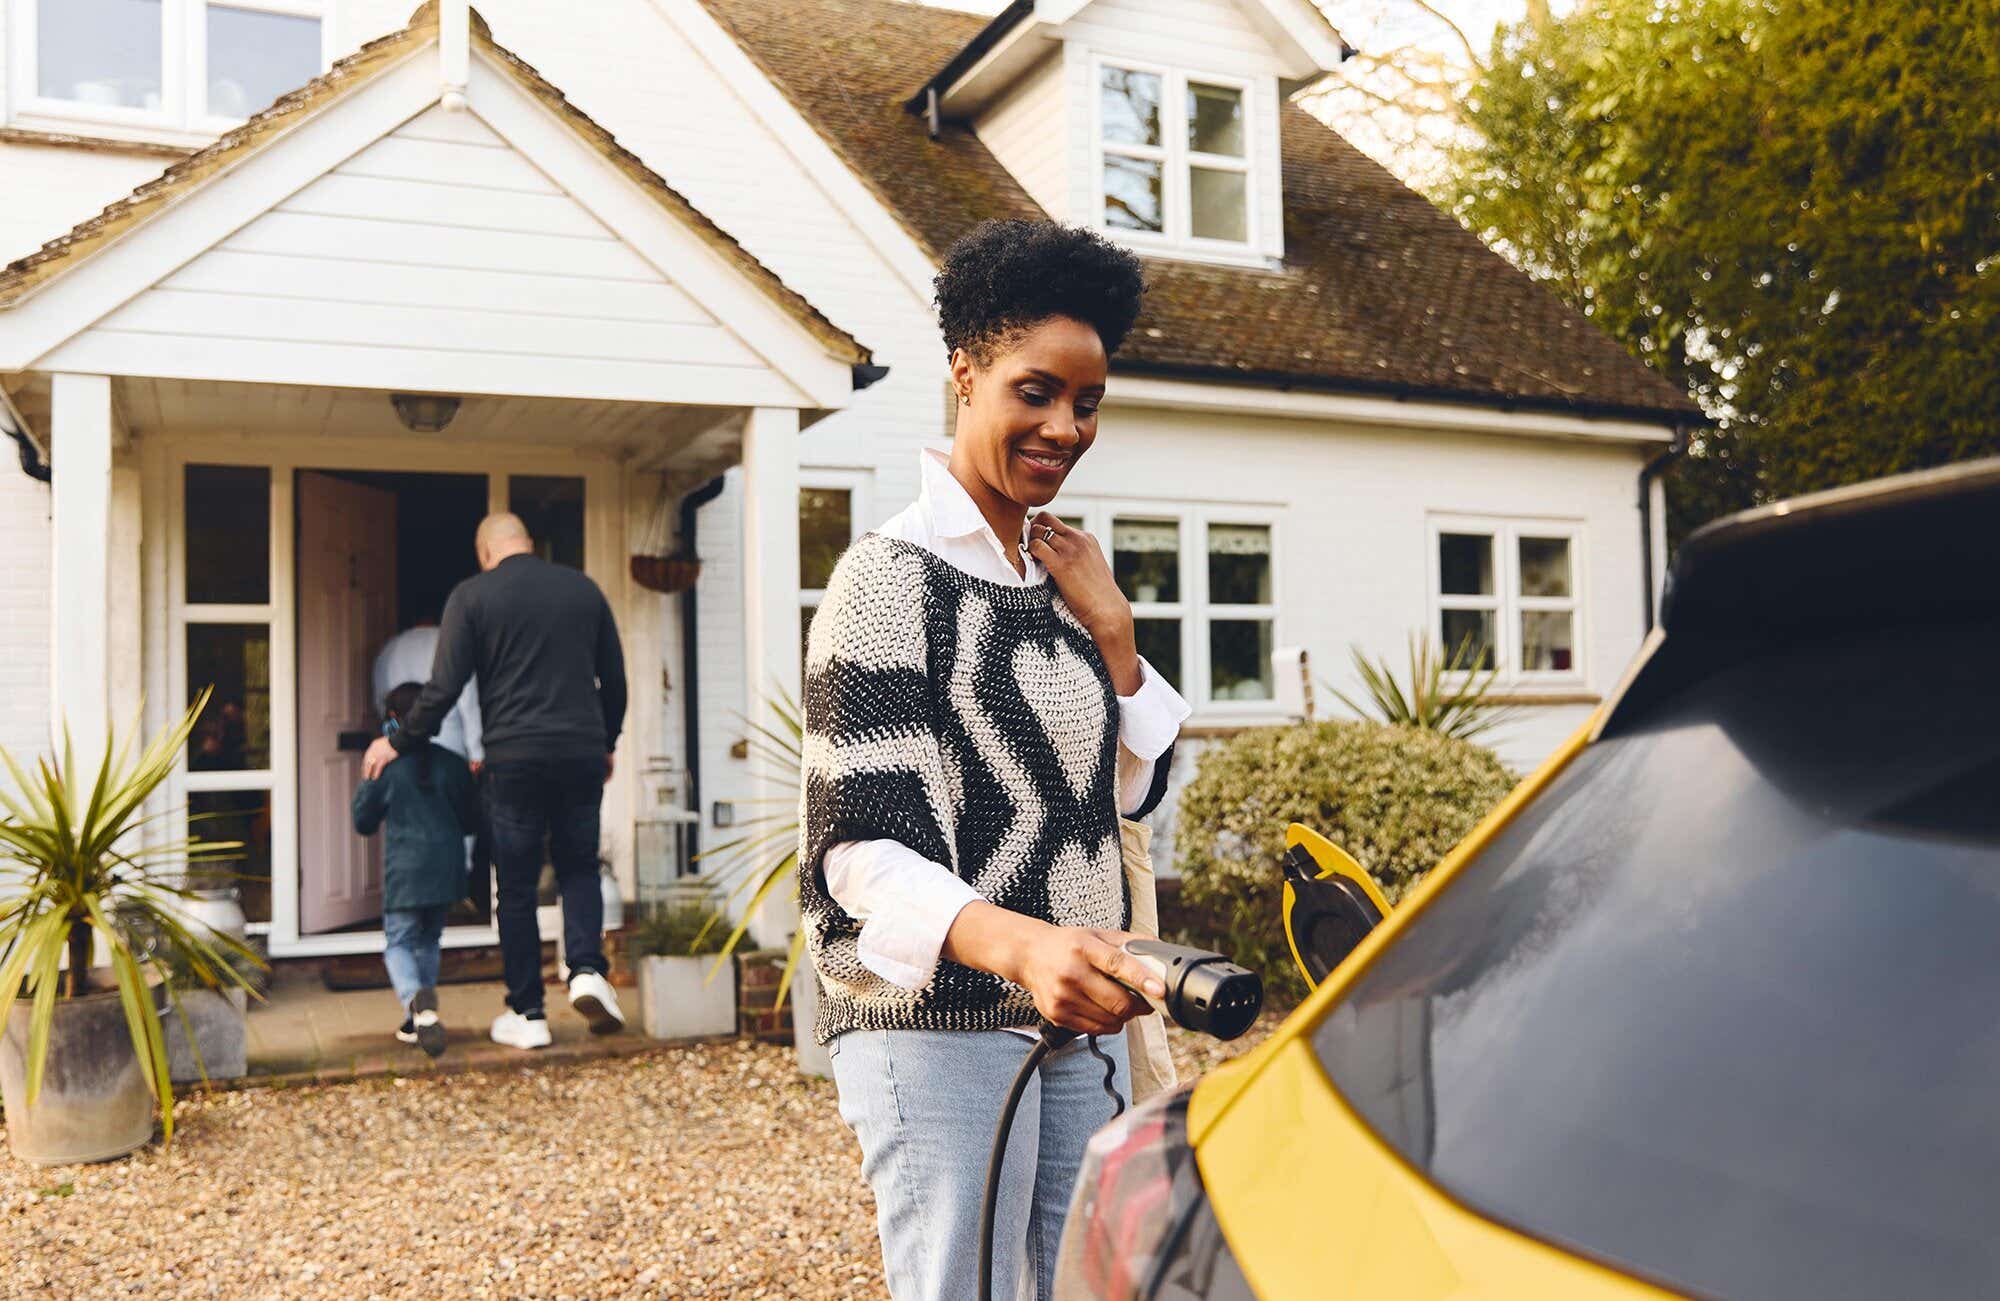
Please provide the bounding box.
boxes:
[10,0,326,141]
[1097,60,1253,250]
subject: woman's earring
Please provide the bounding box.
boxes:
[957,389,970,406]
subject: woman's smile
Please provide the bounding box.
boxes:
[1015,446,1072,480]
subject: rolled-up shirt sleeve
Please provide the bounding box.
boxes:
[823,838,983,991]
[1115,656,1191,816]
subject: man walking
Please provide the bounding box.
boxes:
[364,512,628,1049]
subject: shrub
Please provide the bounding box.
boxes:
[627,903,728,959]
[1173,720,1516,1003]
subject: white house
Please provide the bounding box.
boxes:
[0,0,1696,963]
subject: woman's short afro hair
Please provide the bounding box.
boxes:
[934,220,1146,363]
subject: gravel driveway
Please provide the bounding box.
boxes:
[4,1019,1282,1299]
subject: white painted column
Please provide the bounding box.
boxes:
[738,406,801,948]
[50,374,115,763]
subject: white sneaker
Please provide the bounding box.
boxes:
[490,1009,552,1050]
[567,970,626,1035]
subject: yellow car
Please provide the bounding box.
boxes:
[1055,460,2000,1299]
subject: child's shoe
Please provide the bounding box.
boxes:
[396,1015,419,1045]
[410,987,447,1058]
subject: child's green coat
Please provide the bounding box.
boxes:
[351,748,478,911]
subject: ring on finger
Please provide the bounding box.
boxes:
[1039,525,1057,544]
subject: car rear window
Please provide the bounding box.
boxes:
[1312,618,2000,1301]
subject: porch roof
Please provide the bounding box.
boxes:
[0,2,871,382]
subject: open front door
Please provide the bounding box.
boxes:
[297,472,398,934]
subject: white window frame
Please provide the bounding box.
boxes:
[9,0,331,145]
[1090,54,1258,260]
[1427,514,1588,689]
[798,468,872,633]
[1060,498,1285,719]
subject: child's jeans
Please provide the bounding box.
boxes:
[382,905,448,1008]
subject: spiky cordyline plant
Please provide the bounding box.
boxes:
[0,691,264,1140]
[690,686,805,1008]
[1328,632,1521,743]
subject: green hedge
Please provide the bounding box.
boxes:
[1173,721,1516,1003]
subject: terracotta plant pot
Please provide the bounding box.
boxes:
[630,554,702,594]
[1,980,155,1165]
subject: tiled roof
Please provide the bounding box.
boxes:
[701,0,1698,422]
[0,3,871,368]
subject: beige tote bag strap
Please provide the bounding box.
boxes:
[1120,817,1180,1101]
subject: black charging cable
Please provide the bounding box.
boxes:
[975,942,1260,1301]
[977,1023,1129,1301]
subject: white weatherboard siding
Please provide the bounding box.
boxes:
[0,472,51,762]
[974,52,1069,217]
[0,144,169,267]
[1061,403,1653,762]
[34,106,802,404]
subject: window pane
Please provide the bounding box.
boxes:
[1100,67,1162,146]
[1207,524,1271,604]
[1521,610,1575,672]
[1113,518,1180,603]
[1188,82,1245,156]
[1519,536,1573,598]
[510,476,585,570]
[1440,608,1496,670]
[1135,618,1182,693]
[1439,532,1494,596]
[1190,168,1248,243]
[188,625,271,771]
[189,790,271,924]
[207,6,321,118]
[1104,156,1164,233]
[185,465,270,604]
[38,0,161,109]
[799,487,852,591]
[1209,619,1273,701]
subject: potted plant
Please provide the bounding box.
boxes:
[0,693,262,1164]
[629,899,736,1040]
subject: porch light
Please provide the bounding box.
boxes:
[390,393,461,433]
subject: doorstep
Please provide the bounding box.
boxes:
[207,964,706,1092]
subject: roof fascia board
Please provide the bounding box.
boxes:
[465,52,836,409]
[935,16,1057,117]
[35,332,813,406]
[1238,0,1348,79]
[658,0,940,304]
[1109,375,1677,445]
[0,46,437,371]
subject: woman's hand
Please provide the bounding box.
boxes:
[1026,512,1141,694]
[944,903,1165,1035]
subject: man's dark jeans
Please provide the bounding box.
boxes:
[483,756,608,1015]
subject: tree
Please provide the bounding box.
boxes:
[1443,0,2000,533]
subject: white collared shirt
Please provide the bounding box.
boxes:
[821,448,1192,992]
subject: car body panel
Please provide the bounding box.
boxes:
[1195,1036,1679,1299]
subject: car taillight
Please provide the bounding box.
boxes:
[1054,1085,1201,1300]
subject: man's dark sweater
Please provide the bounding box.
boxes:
[392,553,627,765]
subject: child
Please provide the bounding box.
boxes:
[351,682,479,1058]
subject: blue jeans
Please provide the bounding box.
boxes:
[483,757,607,1015]
[381,905,447,1008]
[830,1028,1130,1301]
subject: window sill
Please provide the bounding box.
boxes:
[1099,229,1280,273]
[3,118,209,158]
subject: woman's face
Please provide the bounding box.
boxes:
[950,315,1108,510]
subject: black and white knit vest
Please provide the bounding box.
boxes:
[799,532,1137,1044]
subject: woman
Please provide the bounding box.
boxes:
[799,220,1191,1300]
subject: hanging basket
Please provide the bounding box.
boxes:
[631,553,702,593]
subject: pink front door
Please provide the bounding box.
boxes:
[296,472,399,934]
